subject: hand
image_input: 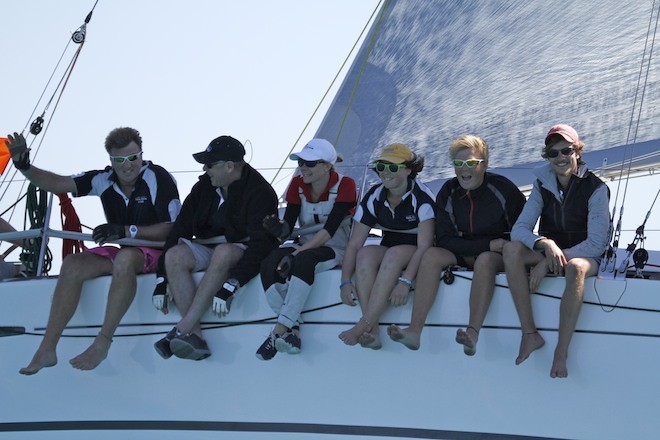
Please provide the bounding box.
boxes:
[92,223,126,245]
[389,282,411,307]
[489,238,507,253]
[152,277,169,314]
[212,278,239,317]
[276,254,295,280]
[6,132,30,171]
[540,239,567,275]
[263,214,290,242]
[340,282,357,306]
[529,259,549,293]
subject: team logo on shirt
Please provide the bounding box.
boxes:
[134,195,148,204]
[406,214,418,222]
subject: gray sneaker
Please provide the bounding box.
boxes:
[169,333,211,360]
[154,326,180,359]
[275,331,301,354]
[255,332,277,361]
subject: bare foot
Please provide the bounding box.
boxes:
[358,331,382,350]
[455,327,478,356]
[387,324,420,350]
[69,334,112,370]
[550,351,568,378]
[339,326,363,346]
[339,317,371,346]
[515,331,545,365]
[19,349,57,375]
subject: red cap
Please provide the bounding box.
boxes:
[545,124,579,145]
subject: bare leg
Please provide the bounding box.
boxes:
[175,244,244,336]
[388,247,455,350]
[20,253,112,375]
[340,245,416,348]
[70,248,144,370]
[503,241,546,365]
[550,258,597,378]
[353,246,388,314]
[455,252,504,356]
[164,244,198,330]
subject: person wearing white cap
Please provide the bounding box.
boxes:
[338,143,435,349]
[255,139,357,360]
[503,124,611,378]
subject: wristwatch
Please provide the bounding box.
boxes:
[129,225,138,238]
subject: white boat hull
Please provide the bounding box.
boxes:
[1,268,659,439]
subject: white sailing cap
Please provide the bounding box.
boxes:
[289,138,338,164]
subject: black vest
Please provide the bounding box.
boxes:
[538,171,607,249]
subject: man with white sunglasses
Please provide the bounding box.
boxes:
[6,127,181,375]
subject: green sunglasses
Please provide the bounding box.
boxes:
[110,151,142,164]
[374,162,407,173]
[452,159,484,168]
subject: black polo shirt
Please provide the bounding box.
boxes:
[72,161,180,226]
[354,178,435,246]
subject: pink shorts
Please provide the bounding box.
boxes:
[87,246,162,274]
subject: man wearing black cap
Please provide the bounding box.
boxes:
[152,135,278,361]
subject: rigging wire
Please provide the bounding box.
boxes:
[602,0,660,274]
[0,1,99,272]
[268,0,385,188]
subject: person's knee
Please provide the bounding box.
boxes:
[209,244,242,269]
[379,246,411,270]
[474,251,501,273]
[564,260,589,280]
[112,249,142,276]
[502,241,525,263]
[165,245,192,272]
[60,253,96,280]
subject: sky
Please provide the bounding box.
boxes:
[0,0,381,270]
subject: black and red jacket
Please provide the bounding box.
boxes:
[435,172,526,257]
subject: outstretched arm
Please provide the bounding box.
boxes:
[6,133,77,194]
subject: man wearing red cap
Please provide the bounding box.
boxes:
[503,124,610,378]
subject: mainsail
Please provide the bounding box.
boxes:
[317,0,660,189]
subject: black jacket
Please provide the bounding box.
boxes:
[435,172,526,257]
[159,164,278,286]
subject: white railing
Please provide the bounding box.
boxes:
[0,193,347,277]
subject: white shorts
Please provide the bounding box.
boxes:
[178,238,247,272]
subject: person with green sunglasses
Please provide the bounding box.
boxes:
[387,135,526,354]
[339,143,435,349]
[6,127,181,374]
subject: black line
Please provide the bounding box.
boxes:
[14,320,660,340]
[0,420,567,439]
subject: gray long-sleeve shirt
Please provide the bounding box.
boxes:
[511,163,610,261]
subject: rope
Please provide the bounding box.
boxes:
[57,193,87,258]
[0,2,99,262]
[608,0,660,256]
[20,184,52,276]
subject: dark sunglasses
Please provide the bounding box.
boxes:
[374,162,407,173]
[297,159,324,168]
[546,147,575,158]
[205,160,226,169]
[109,151,142,164]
